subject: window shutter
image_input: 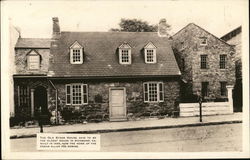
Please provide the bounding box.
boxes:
[66,84,71,105]
[28,55,40,69]
[144,83,149,102]
[153,49,157,63]
[159,82,164,102]
[128,49,132,64]
[70,49,73,64]
[83,84,88,104]
[80,49,83,64]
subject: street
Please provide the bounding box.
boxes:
[11,123,242,152]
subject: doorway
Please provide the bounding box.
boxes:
[109,87,127,121]
[34,86,48,117]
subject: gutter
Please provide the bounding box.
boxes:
[48,75,181,80]
[48,80,59,124]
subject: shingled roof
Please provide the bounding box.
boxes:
[50,32,180,78]
[15,38,51,48]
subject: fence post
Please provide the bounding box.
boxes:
[226,85,234,114]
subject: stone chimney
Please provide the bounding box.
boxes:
[158,18,170,37]
[52,17,60,39]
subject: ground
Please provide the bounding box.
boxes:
[11,123,242,152]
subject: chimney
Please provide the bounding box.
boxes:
[158,18,170,37]
[52,17,60,39]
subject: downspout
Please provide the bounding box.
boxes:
[49,80,58,124]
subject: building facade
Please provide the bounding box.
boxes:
[221,26,242,111]
[12,18,181,124]
[171,23,235,102]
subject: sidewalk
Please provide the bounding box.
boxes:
[10,113,242,139]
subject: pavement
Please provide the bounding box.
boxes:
[10,113,242,139]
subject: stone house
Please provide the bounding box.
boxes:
[171,23,235,102]
[12,18,181,123]
[221,26,242,111]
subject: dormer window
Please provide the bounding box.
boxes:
[27,50,40,70]
[70,41,83,64]
[144,42,156,63]
[118,43,131,64]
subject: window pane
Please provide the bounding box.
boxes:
[148,83,158,102]
[220,55,226,69]
[121,49,130,63]
[72,84,82,105]
[146,49,154,62]
[200,55,207,69]
[72,49,81,63]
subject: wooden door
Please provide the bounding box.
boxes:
[109,88,127,121]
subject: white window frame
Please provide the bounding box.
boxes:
[143,82,164,103]
[66,84,88,105]
[219,54,227,69]
[27,54,40,70]
[119,49,131,64]
[145,48,156,63]
[70,41,83,64]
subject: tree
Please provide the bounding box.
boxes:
[110,18,159,32]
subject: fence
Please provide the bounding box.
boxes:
[179,85,234,117]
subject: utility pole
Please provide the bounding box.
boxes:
[197,91,203,122]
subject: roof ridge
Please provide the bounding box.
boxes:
[220,26,242,39]
[172,23,233,47]
[61,31,158,33]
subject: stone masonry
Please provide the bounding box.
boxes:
[48,78,180,122]
[172,23,235,101]
[15,48,51,75]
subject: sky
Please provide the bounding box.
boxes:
[2,0,247,38]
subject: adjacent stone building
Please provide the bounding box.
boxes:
[221,26,242,111]
[171,23,235,102]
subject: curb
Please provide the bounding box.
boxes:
[10,120,242,139]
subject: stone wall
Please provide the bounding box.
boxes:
[15,48,51,74]
[172,23,235,101]
[49,78,180,122]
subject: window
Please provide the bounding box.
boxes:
[72,49,81,63]
[119,43,132,64]
[120,49,131,64]
[144,42,157,64]
[28,54,40,70]
[18,85,30,107]
[143,82,164,102]
[220,55,227,69]
[70,41,83,64]
[200,55,208,69]
[200,37,207,45]
[66,84,88,105]
[145,49,156,63]
[201,82,209,97]
[220,82,227,96]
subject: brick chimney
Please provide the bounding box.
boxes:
[158,18,170,37]
[52,17,60,39]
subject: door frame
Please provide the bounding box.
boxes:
[31,85,49,117]
[109,87,127,121]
